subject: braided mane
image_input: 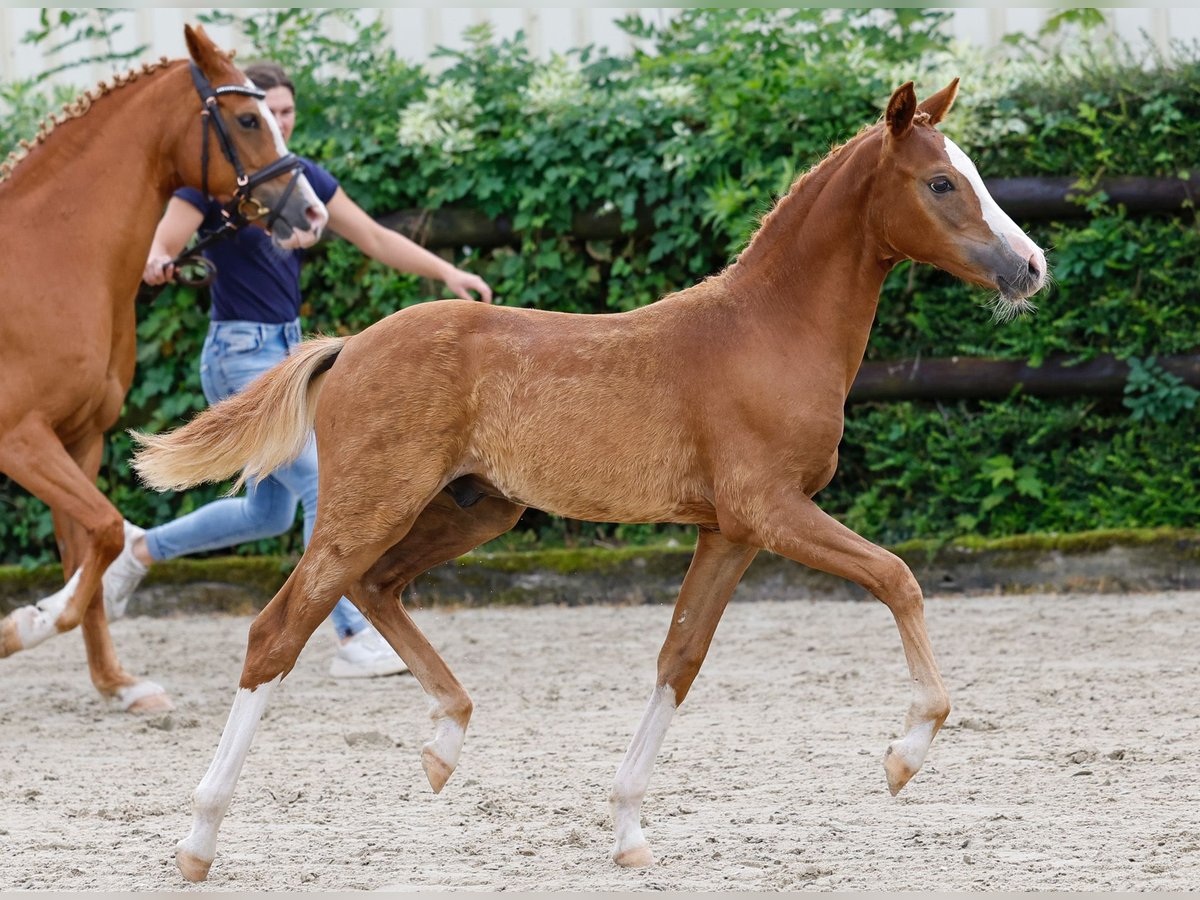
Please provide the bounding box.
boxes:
[0,56,174,184]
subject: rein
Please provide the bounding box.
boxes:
[146,65,304,295]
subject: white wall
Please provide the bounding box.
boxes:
[2,7,1198,86]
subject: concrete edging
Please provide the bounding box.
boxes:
[2,528,1197,616]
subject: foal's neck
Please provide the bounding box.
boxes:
[723,129,891,392]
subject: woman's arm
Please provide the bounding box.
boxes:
[325,188,494,303]
[143,197,205,285]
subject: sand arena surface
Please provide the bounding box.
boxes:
[1,590,1198,891]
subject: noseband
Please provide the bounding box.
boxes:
[166,64,306,287]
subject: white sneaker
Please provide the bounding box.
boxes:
[330,626,409,679]
[100,521,149,620]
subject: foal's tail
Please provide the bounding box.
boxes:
[131,336,346,494]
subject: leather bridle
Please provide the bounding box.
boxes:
[164,64,306,287]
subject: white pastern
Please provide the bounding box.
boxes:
[425,716,465,770]
[11,568,83,650]
[888,718,936,774]
[115,679,168,711]
[611,684,678,864]
[177,676,280,875]
[943,136,1046,277]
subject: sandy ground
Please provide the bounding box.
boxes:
[1,590,1198,892]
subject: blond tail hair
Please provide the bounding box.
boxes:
[131,336,346,494]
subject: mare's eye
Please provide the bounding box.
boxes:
[929,177,954,194]
[237,114,260,130]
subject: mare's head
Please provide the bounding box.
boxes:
[871,80,1047,318]
[175,25,328,249]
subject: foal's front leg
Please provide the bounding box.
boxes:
[729,492,950,795]
[611,529,758,867]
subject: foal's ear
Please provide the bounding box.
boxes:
[918,77,960,126]
[886,81,918,140]
[184,24,227,77]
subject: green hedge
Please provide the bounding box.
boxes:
[1,9,1198,564]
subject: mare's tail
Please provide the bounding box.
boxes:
[131,336,346,493]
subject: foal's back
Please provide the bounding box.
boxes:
[320,285,737,525]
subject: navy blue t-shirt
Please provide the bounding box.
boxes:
[174,158,339,323]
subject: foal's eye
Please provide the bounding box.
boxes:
[237,114,260,130]
[929,177,954,194]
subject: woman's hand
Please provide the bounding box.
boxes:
[143,254,177,286]
[443,268,494,304]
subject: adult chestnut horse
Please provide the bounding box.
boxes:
[0,25,329,712]
[135,79,1047,880]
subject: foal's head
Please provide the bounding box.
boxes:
[175,25,328,249]
[872,80,1047,318]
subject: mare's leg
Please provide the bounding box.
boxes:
[64,431,171,711]
[347,491,524,792]
[610,529,758,867]
[723,492,949,796]
[0,421,166,705]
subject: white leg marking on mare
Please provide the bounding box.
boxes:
[175,675,280,882]
[6,568,84,652]
[115,679,169,711]
[610,684,678,867]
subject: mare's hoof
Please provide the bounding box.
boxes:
[421,747,454,794]
[115,679,173,713]
[128,691,175,714]
[175,847,213,883]
[613,843,655,868]
[0,615,25,658]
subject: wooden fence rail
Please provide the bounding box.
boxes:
[849,353,1200,403]
[377,175,1199,249]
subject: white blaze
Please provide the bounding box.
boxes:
[246,81,328,243]
[943,136,1044,271]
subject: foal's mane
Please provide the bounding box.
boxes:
[730,110,934,272]
[0,56,177,184]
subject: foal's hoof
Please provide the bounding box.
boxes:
[883,743,919,796]
[612,843,655,868]
[175,846,213,883]
[421,746,454,794]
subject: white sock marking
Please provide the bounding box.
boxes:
[611,684,677,857]
[177,676,279,867]
[11,568,83,650]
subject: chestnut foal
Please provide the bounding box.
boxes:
[0,25,328,711]
[134,80,1047,880]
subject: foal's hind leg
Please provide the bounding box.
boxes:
[175,488,448,882]
[725,492,950,796]
[610,529,758,867]
[347,491,525,793]
[175,562,345,882]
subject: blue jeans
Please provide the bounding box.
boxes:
[144,319,368,639]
